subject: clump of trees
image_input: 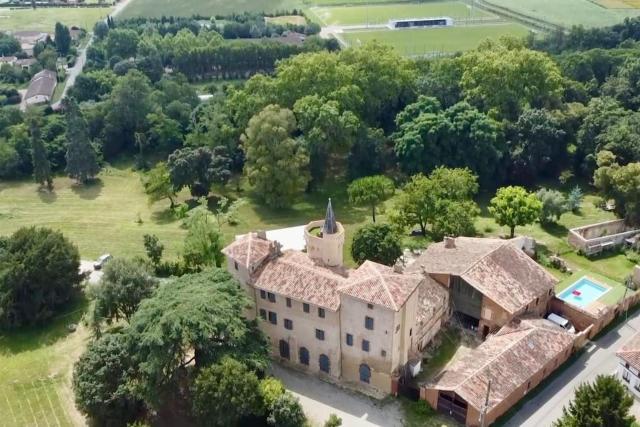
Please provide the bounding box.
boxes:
[351,223,402,266]
[0,227,82,329]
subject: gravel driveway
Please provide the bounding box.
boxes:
[270,364,403,427]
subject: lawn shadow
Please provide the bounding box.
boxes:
[0,295,88,356]
[36,188,57,204]
[70,178,104,200]
[540,221,569,238]
[151,208,178,225]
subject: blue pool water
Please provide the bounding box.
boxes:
[558,277,609,308]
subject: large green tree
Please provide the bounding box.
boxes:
[242,105,310,208]
[594,152,640,224]
[64,98,100,184]
[351,223,402,266]
[536,188,569,224]
[182,203,225,269]
[167,146,231,198]
[28,111,52,190]
[73,332,142,426]
[142,161,176,207]
[489,186,542,238]
[54,22,71,55]
[191,357,262,426]
[347,175,394,222]
[0,227,81,329]
[553,375,634,427]
[391,167,479,239]
[91,258,158,326]
[126,269,269,406]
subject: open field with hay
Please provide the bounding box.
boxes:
[0,6,111,32]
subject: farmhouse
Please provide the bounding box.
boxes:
[24,69,57,106]
[406,237,558,337]
[617,332,640,398]
[222,200,447,394]
[422,318,574,426]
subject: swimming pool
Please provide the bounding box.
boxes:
[557,277,609,308]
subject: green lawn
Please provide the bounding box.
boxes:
[309,2,492,25]
[341,23,530,55]
[121,0,302,18]
[303,0,416,5]
[485,0,640,28]
[0,300,89,427]
[0,6,112,32]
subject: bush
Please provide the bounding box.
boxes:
[267,392,307,427]
[351,223,402,266]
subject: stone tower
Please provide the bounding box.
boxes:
[304,198,345,267]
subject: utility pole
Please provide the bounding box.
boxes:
[479,380,492,427]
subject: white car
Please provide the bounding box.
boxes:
[93,254,112,270]
[547,313,576,333]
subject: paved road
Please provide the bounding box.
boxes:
[271,364,403,427]
[506,310,640,427]
[51,0,132,110]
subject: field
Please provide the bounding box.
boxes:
[309,2,493,25]
[0,6,111,32]
[120,0,302,18]
[0,301,88,427]
[485,0,640,28]
[265,15,308,25]
[341,23,530,54]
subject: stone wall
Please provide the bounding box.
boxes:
[568,219,640,255]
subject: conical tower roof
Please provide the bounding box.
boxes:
[323,198,338,235]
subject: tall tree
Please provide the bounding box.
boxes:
[54,22,71,56]
[28,111,52,190]
[142,162,176,207]
[594,152,640,224]
[347,175,395,222]
[536,188,569,224]
[489,186,542,238]
[167,147,231,198]
[391,167,479,239]
[242,105,310,208]
[65,98,100,184]
[0,227,82,329]
[182,201,225,269]
[553,375,634,427]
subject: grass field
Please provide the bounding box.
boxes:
[0,6,111,32]
[341,23,530,54]
[303,0,415,5]
[265,15,308,25]
[120,0,302,18]
[485,0,640,28]
[0,300,88,427]
[309,2,492,25]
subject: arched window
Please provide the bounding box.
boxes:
[359,364,371,383]
[279,339,290,360]
[319,354,330,373]
[299,347,309,366]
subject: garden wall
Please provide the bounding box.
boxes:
[568,219,640,255]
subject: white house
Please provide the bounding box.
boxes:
[617,332,640,398]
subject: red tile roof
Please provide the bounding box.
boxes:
[339,261,422,311]
[221,233,273,270]
[424,318,574,413]
[252,250,348,311]
[618,333,640,371]
[408,237,557,314]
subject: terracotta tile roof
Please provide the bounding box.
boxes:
[462,244,558,314]
[407,237,557,314]
[252,250,348,311]
[425,318,574,412]
[406,237,504,276]
[338,261,422,311]
[618,333,640,371]
[416,275,449,328]
[221,233,274,270]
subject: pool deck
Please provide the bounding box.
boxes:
[555,271,630,312]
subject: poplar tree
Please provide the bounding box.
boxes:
[28,112,52,190]
[65,98,100,184]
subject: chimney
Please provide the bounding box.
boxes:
[257,230,267,240]
[444,236,456,249]
[393,264,403,274]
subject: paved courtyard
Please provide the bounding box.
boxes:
[270,364,403,427]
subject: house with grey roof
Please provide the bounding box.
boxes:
[25,69,57,106]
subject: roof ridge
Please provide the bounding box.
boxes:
[372,263,398,311]
[454,326,537,391]
[461,240,508,276]
[279,254,346,283]
[245,234,253,268]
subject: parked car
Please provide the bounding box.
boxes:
[93,254,112,270]
[547,313,576,333]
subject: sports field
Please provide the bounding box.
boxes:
[341,23,530,54]
[121,0,301,18]
[485,0,640,27]
[309,2,493,25]
[0,6,111,32]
